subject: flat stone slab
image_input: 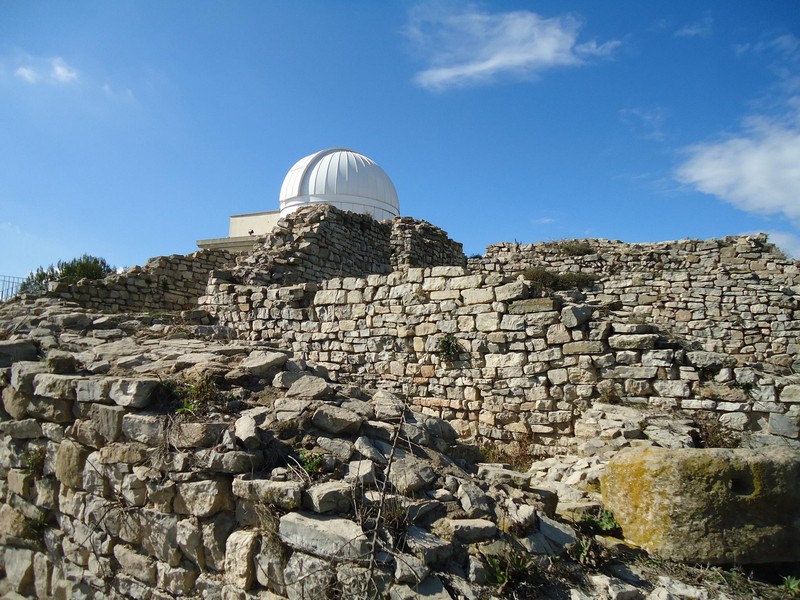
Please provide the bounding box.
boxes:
[278,512,370,561]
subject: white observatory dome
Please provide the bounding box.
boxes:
[279,148,399,221]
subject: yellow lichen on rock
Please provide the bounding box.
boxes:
[600,446,800,564]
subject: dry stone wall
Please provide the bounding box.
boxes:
[201,266,800,445]
[232,205,465,287]
[474,235,800,373]
[45,250,234,314]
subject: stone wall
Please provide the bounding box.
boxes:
[474,235,800,373]
[201,267,800,444]
[45,250,234,314]
[232,205,465,287]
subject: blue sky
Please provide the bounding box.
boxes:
[1,1,799,277]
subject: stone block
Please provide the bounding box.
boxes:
[10,361,48,394]
[485,353,527,368]
[110,378,159,408]
[279,512,370,561]
[495,281,528,302]
[601,446,800,564]
[33,373,80,400]
[304,481,353,514]
[446,518,498,543]
[232,477,303,510]
[608,334,659,350]
[0,340,37,367]
[2,386,29,419]
[93,404,126,442]
[563,341,606,355]
[27,395,73,423]
[55,440,90,490]
[312,405,363,435]
[4,547,34,594]
[224,530,258,590]
[561,305,592,328]
[287,375,332,399]
[174,479,233,517]
[768,413,799,438]
[122,413,165,446]
[508,297,562,314]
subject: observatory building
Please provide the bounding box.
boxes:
[197,148,399,252]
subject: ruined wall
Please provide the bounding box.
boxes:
[201,267,800,444]
[474,235,800,373]
[45,250,234,314]
[232,205,465,287]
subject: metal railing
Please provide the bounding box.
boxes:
[0,275,24,302]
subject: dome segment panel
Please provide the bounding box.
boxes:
[279,148,399,220]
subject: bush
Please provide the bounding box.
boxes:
[20,254,115,294]
[554,240,594,256]
[521,268,600,292]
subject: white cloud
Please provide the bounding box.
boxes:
[14,66,38,83]
[6,55,78,85]
[676,116,800,226]
[619,107,668,141]
[766,231,800,259]
[51,58,78,83]
[407,5,620,91]
[674,17,713,39]
[532,217,555,225]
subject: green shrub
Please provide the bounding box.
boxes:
[520,268,600,292]
[554,240,594,256]
[20,254,115,294]
[781,575,800,598]
[436,333,462,362]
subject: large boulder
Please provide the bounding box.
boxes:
[601,446,800,564]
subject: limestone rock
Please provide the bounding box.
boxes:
[174,479,233,517]
[287,375,332,399]
[312,404,363,435]
[278,512,370,561]
[284,551,332,600]
[0,340,37,367]
[304,481,353,514]
[55,440,90,489]
[601,446,800,564]
[234,415,260,449]
[4,547,35,594]
[240,350,289,375]
[232,477,303,510]
[224,529,258,590]
[109,378,159,408]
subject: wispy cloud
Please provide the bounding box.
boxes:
[406,5,621,91]
[51,58,78,82]
[14,66,38,83]
[532,217,556,225]
[11,55,79,85]
[619,107,668,141]
[674,17,713,39]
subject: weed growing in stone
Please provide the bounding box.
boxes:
[781,575,800,597]
[693,412,741,449]
[156,374,230,417]
[579,507,621,537]
[553,240,594,256]
[436,333,462,362]
[22,446,46,477]
[299,450,324,475]
[521,267,600,293]
[486,548,532,589]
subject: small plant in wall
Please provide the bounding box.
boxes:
[437,333,462,362]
